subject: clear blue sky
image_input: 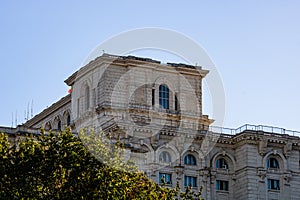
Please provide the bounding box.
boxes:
[1,1,300,131]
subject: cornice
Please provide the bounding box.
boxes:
[64,53,209,86]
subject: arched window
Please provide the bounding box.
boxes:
[184,154,196,165]
[159,85,169,109]
[159,151,171,163]
[57,119,62,131]
[216,158,228,169]
[267,157,279,169]
[85,85,90,110]
[67,114,71,126]
[45,122,52,131]
[53,117,61,131]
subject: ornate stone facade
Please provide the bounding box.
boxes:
[3,54,300,200]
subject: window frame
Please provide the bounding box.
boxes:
[267,157,279,169]
[159,173,172,185]
[159,84,170,109]
[216,158,229,169]
[159,151,171,163]
[216,180,229,191]
[267,179,280,190]
[184,175,197,187]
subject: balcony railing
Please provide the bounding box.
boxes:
[209,124,300,137]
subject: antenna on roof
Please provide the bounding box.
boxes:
[31,100,33,118]
[27,102,29,121]
[15,110,17,127]
[102,50,105,55]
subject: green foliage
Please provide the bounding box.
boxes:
[0,128,204,199]
[0,128,171,199]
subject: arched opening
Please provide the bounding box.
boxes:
[159,151,171,163]
[85,85,90,110]
[216,158,229,169]
[267,157,279,169]
[67,114,71,126]
[44,122,52,131]
[184,154,196,165]
[53,116,62,131]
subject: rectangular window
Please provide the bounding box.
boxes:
[159,173,172,185]
[216,180,229,191]
[184,176,197,187]
[267,179,280,190]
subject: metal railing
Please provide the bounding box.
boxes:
[97,102,300,137]
[209,124,300,137]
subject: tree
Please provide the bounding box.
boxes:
[0,128,204,199]
[0,128,175,199]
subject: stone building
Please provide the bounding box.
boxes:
[3,53,300,200]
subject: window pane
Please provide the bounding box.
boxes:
[184,176,197,187]
[159,173,172,184]
[267,179,280,190]
[216,158,228,169]
[184,154,196,165]
[268,158,279,168]
[159,85,169,109]
[216,180,229,191]
[159,151,171,162]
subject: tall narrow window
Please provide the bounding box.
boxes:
[85,85,90,110]
[57,119,61,131]
[159,85,169,109]
[152,88,155,106]
[67,114,71,126]
[175,94,178,111]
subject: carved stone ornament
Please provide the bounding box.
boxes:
[257,167,266,180]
